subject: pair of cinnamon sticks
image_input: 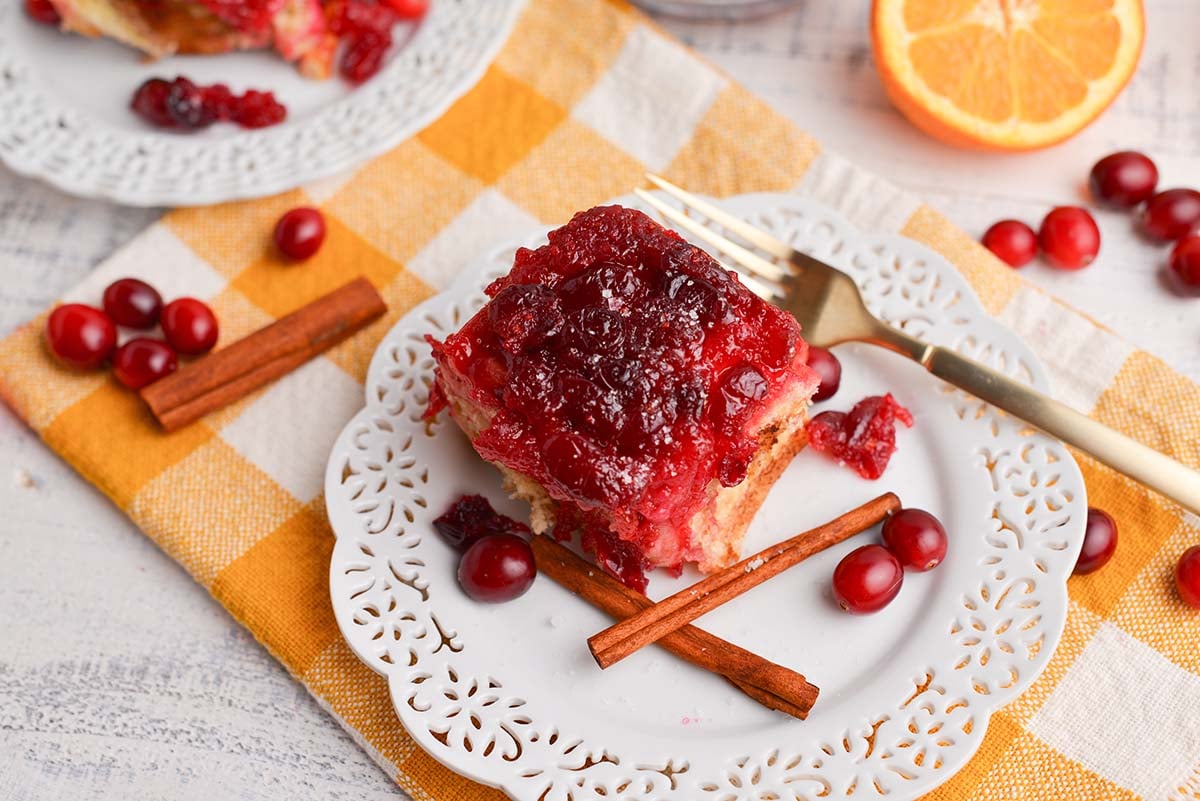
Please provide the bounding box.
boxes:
[534,492,900,720]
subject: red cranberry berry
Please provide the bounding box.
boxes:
[341,31,392,84]
[274,207,327,260]
[166,77,216,129]
[1074,507,1117,575]
[882,508,948,571]
[383,0,429,17]
[981,220,1038,268]
[806,346,842,402]
[112,338,177,390]
[433,494,531,551]
[1177,546,1200,609]
[1089,151,1158,208]
[1169,235,1200,287]
[45,304,116,369]
[25,0,61,25]
[457,533,537,603]
[832,544,903,614]
[102,277,163,329]
[1038,206,1100,270]
[161,298,219,355]
[131,79,177,127]
[234,90,287,128]
[1142,189,1200,242]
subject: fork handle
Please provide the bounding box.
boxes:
[877,330,1200,514]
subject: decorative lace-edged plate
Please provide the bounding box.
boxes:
[325,193,1086,801]
[0,0,523,206]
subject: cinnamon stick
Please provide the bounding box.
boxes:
[588,492,901,669]
[531,535,819,720]
[141,277,386,431]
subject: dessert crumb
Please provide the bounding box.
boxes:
[13,468,39,489]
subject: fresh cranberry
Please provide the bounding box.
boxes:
[46,304,117,370]
[1169,235,1200,287]
[161,298,219,355]
[981,220,1038,268]
[102,278,162,329]
[234,90,287,128]
[112,338,177,390]
[808,393,914,480]
[166,77,216,129]
[1089,151,1158,208]
[806,346,841,401]
[832,544,903,614]
[383,0,429,17]
[341,31,392,84]
[25,0,60,25]
[1142,189,1200,242]
[1038,207,1100,270]
[457,533,537,603]
[882,508,947,571]
[1177,546,1200,609]
[1073,507,1117,575]
[433,495,531,551]
[131,79,177,127]
[274,207,327,260]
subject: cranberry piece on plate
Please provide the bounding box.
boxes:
[808,393,914,480]
[458,534,537,603]
[383,0,429,17]
[882,508,948,571]
[1170,235,1200,287]
[982,220,1037,268]
[161,298,219,355]
[1177,546,1200,609]
[45,304,116,370]
[166,77,217,129]
[832,544,903,614]
[234,90,287,129]
[1074,507,1118,575]
[1141,189,1200,242]
[274,207,327,261]
[1039,207,1100,270]
[102,277,163,329]
[112,338,178,389]
[806,346,842,402]
[131,79,177,128]
[1089,151,1158,208]
[25,0,61,25]
[434,494,531,551]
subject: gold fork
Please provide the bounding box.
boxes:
[635,175,1200,515]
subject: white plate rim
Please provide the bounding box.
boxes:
[323,192,1087,801]
[0,0,525,206]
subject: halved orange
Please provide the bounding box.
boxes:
[872,0,1145,150]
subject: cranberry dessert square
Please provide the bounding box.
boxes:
[428,205,819,591]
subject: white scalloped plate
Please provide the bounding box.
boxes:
[325,193,1087,801]
[0,0,523,206]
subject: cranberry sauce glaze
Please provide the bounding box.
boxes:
[427,206,818,591]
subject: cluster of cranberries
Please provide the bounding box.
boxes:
[131,77,287,131]
[46,278,218,390]
[981,151,1200,283]
[832,508,947,614]
[435,495,537,603]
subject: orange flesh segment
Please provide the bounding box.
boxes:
[910,24,1013,122]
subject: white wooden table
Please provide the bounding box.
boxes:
[2,3,1197,798]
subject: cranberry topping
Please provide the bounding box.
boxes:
[192,0,283,35]
[45,304,117,370]
[458,533,537,603]
[434,494,530,551]
[103,278,163,329]
[832,544,903,614]
[131,77,287,131]
[383,0,429,16]
[25,0,61,25]
[429,206,817,590]
[329,0,430,84]
[112,338,178,390]
[808,393,913,480]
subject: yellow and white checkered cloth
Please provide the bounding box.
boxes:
[2,1,1199,798]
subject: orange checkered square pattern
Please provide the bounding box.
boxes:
[1,1,1197,799]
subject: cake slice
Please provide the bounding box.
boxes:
[427,205,820,591]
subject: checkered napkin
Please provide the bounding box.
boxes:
[2,0,1199,798]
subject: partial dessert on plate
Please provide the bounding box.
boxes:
[427,205,820,591]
